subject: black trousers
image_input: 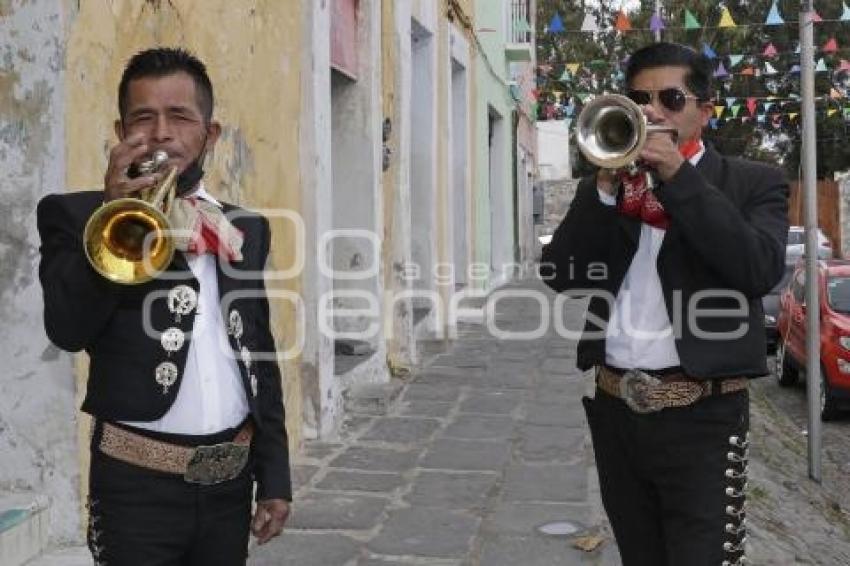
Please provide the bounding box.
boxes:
[87,422,253,566]
[583,387,749,566]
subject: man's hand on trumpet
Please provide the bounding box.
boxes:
[103,133,163,202]
[638,104,685,183]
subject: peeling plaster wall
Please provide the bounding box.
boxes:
[0,0,80,543]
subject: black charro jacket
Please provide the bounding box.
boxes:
[540,144,789,379]
[37,190,291,501]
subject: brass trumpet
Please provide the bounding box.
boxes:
[575,94,678,169]
[84,150,177,285]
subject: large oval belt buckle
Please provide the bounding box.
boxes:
[620,370,663,414]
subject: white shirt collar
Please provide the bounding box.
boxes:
[183,182,223,208]
[689,140,706,166]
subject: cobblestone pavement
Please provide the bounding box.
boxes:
[249,279,620,565]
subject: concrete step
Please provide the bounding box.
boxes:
[0,493,49,566]
[25,545,89,566]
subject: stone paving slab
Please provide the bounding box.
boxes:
[420,439,512,472]
[520,401,587,427]
[401,383,464,403]
[367,507,480,559]
[517,425,586,463]
[288,491,389,530]
[405,471,499,511]
[360,417,441,444]
[328,446,422,472]
[459,391,523,415]
[441,415,516,441]
[316,470,408,494]
[398,400,456,418]
[502,464,589,503]
[249,532,361,566]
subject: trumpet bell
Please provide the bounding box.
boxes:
[83,197,175,285]
[576,94,648,169]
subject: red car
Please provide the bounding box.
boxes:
[776,259,850,421]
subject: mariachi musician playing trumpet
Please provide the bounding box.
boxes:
[37,47,291,565]
[541,42,788,566]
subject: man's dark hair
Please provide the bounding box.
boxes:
[118,47,214,122]
[625,42,713,102]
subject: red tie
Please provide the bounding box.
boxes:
[616,139,703,230]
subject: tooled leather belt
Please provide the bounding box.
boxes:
[98,421,253,485]
[596,365,748,414]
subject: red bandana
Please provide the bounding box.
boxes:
[168,196,245,262]
[616,139,703,230]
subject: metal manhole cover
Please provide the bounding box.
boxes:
[537,520,581,536]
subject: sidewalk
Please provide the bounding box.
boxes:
[249,278,619,565]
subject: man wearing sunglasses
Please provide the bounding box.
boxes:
[541,42,788,565]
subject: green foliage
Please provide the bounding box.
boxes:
[536,0,850,178]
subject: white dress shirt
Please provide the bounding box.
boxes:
[599,143,705,370]
[122,186,250,435]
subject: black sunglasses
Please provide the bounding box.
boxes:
[626,88,701,112]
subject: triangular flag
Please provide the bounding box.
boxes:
[824,38,838,54]
[842,3,850,22]
[566,63,581,75]
[729,55,744,68]
[741,67,755,76]
[840,60,850,72]
[576,92,592,103]
[581,13,599,33]
[684,9,700,30]
[828,108,838,117]
[766,2,784,25]
[816,58,828,72]
[831,88,843,99]
[725,97,737,108]
[650,13,665,33]
[764,102,775,112]
[732,104,742,117]
[714,62,729,78]
[703,43,717,59]
[747,97,758,116]
[549,13,565,33]
[714,105,725,119]
[615,10,632,32]
[719,7,736,28]
[790,112,799,120]
[812,11,822,23]
[710,118,719,129]
[559,69,571,82]
[764,62,778,75]
[790,64,801,74]
[763,43,778,58]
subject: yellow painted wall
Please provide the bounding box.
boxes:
[63,0,303,524]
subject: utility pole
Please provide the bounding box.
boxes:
[800,0,822,483]
[654,0,661,42]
